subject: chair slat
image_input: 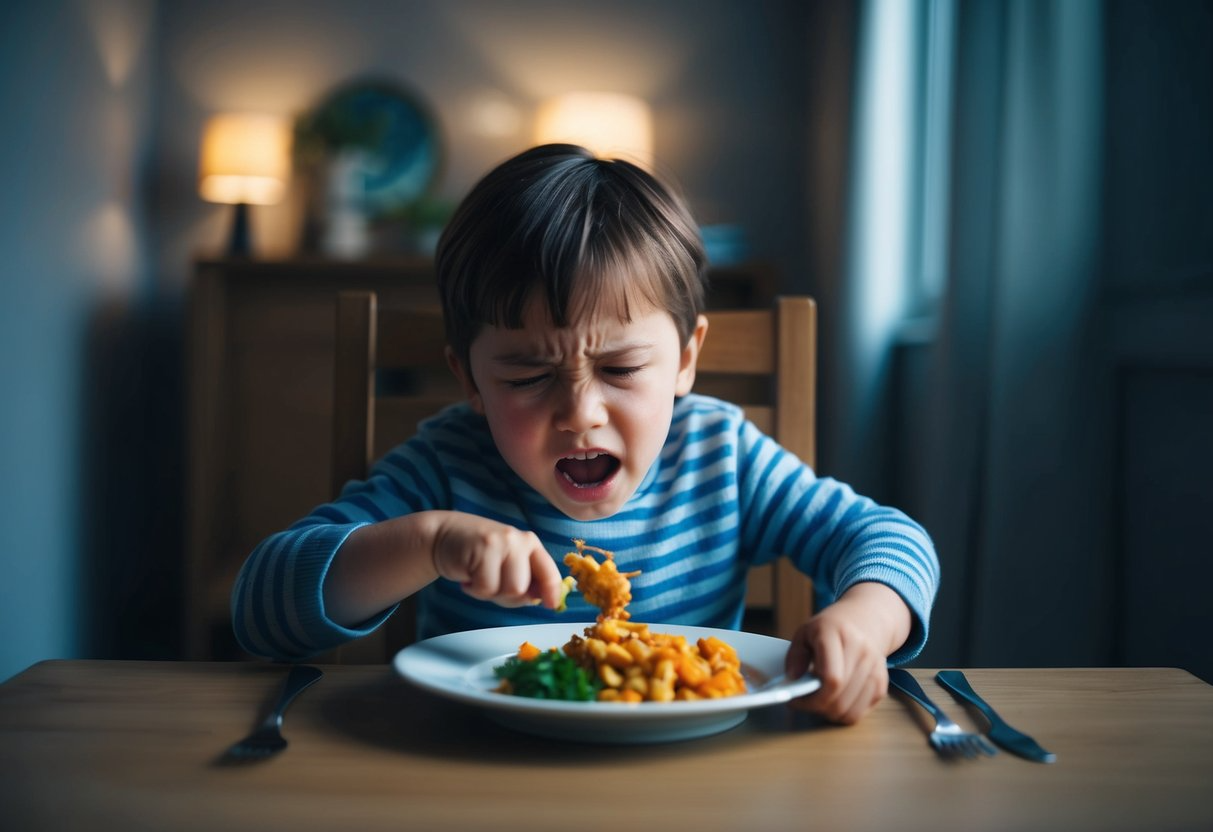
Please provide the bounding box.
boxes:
[331,292,376,499]
[697,310,776,373]
[741,406,774,436]
[373,397,465,460]
[376,306,448,367]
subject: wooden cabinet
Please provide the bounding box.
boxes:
[184,258,776,660]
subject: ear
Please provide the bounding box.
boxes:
[674,314,709,396]
[445,346,484,414]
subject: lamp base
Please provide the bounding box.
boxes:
[226,202,251,257]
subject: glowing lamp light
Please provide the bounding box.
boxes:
[535,92,653,166]
[198,113,291,255]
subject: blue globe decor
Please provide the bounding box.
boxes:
[296,78,441,218]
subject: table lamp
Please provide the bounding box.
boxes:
[534,92,653,167]
[198,113,291,256]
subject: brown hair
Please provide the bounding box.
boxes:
[435,144,707,368]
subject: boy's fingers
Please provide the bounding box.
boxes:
[460,545,507,599]
[528,545,565,608]
[784,624,814,678]
[499,551,531,598]
[790,630,845,713]
[838,671,885,724]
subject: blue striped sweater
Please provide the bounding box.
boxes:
[232,394,939,662]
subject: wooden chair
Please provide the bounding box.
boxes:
[329,291,816,661]
[693,296,817,639]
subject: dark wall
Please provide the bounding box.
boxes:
[1100,0,1213,680]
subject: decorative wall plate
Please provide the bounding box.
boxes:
[297,78,441,217]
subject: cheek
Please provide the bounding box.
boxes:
[481,394,544,451]
[614,380,676,436]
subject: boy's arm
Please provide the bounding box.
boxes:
[232,418,485,661]
[730,419,938,723]
[233,509,566,660]
[321,512,444,627]
[735,420,938,665]
[322,510,564,627]
[230,521,389,661]
[784,582,911,724]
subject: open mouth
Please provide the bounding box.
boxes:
[555,451,621,489]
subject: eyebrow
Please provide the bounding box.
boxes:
[490,353,554,368]
[489,341,657,365]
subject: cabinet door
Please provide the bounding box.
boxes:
[184,259,439,660]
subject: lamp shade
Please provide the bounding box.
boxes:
[534,92,653,165]
[198,113,291,205]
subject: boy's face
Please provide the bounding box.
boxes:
[449,296,708,521]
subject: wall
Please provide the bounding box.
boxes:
[0,0,158,682]
[153,0,813,297]
[1099,0,1213,680]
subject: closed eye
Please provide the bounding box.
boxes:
[505,373,550,389]
[603,366,643,379]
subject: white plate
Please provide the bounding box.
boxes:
[393,622,820,743]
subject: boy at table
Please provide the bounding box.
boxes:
[232,144,939,724]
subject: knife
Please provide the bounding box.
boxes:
[935,670,1057,764]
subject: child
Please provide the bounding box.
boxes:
[232,144,939,724]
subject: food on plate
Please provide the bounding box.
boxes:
[493,643,600,701]
[494,540,747,703]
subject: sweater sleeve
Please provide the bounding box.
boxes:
[736,420,940,664]
[230,521,391,660]
[230,423,454,660]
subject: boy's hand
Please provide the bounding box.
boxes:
[784,582,912,725]
[431,515,565,609]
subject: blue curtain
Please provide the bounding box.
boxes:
[919,0,1106,666]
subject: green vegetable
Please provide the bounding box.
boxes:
[494,649,601,701]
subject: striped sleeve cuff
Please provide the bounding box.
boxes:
[835,540,938,665]
[232,522,397,660]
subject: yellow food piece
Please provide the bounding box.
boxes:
[554,576,576,613]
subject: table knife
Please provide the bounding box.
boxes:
[935,670,1057,763]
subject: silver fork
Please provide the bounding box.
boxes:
[888,668,997,759]
[224,664,322,762]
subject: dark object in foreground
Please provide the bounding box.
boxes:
[222,664,323,762]
[935,669,1057,763]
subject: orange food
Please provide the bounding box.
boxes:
[558,540,747,702]
[562,539,640,621]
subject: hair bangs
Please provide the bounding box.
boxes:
[437,145,707,365]
[562,243,671,333]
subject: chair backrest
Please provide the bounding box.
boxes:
[692,297,817,639]
[329,292,453,662]
[329,291,816,660]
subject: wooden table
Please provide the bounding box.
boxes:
[2,661,1211,831]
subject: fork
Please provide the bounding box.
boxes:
[224,664,322,761]
[888,668,997,759]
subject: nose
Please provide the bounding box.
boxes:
[553,379,607,434]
